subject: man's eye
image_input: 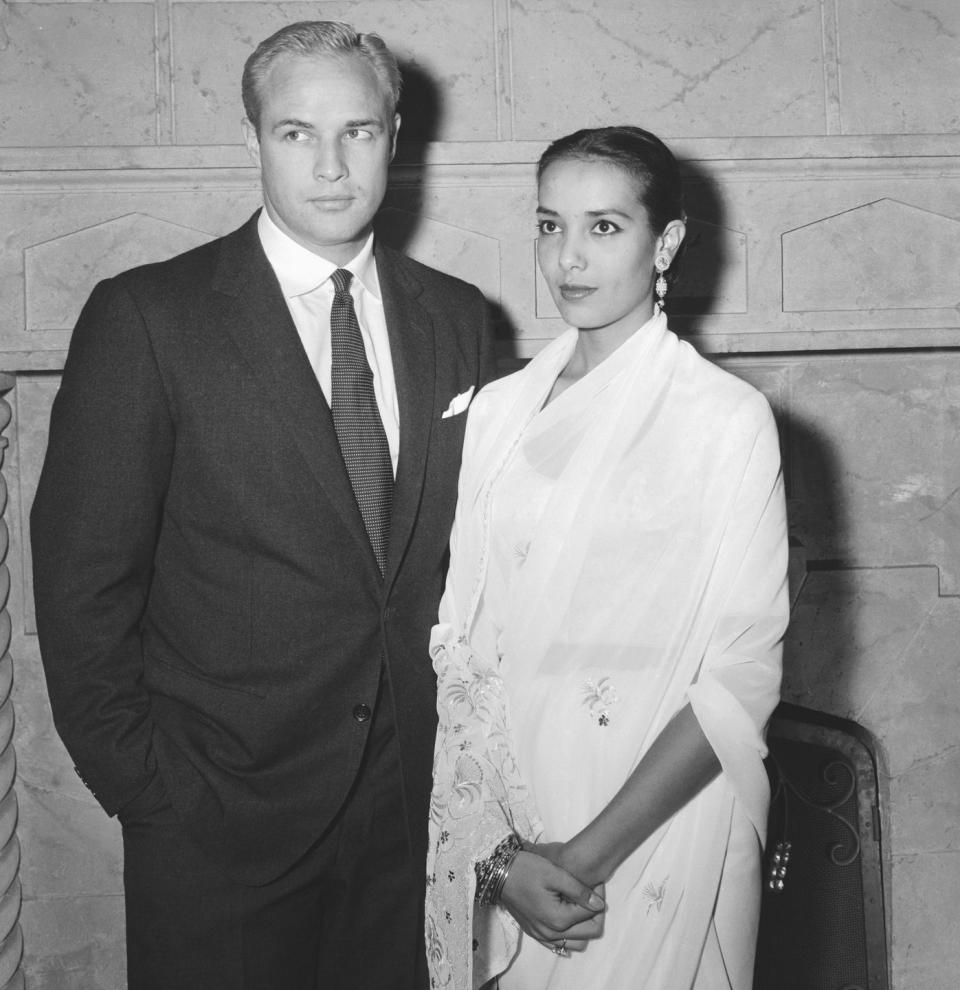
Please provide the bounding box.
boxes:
[283,130,308,142]
[345,128,373,141]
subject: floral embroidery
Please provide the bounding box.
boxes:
[513,540,530,563]
[425,914,450,987]
[583,676,619,726]
[643,876,669,915]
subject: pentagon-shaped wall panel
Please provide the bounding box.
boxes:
[782,199,960,313]
[375,209,501,304]
[25,215,216,332]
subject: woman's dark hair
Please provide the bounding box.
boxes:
[536,126,684,235]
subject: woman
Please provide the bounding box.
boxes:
[425,126,789,990]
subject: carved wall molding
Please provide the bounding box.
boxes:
[2,144,960,360]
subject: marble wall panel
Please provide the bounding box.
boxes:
[890,851,960,990]
[509,0,826,139]
[781,566,940,720]
[375,208,502,304]
[785,352,960,591]
[838,0,960,135]
[0,185,262,354]
[689,167,960,340]
[0,3,157,147]
[381,178,538,340]
[889,746,960,855]
[20,895,124,990]
[857,595,960,786]
[25,215,215,332]
[171,1,499,145]
[782,199,960,313]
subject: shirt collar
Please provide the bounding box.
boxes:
[257,209,380,301]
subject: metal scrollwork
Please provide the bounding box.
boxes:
[766,750,862,891]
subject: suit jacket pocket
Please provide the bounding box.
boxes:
[145,651,268,699]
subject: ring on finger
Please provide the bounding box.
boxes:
[551,938,567,957]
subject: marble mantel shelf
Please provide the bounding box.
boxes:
[3,134,960,172]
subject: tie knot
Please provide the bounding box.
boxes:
[331,268,353,297]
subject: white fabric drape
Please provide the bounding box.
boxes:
[425,311,789,990]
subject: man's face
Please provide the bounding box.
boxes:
[243,52,399,265]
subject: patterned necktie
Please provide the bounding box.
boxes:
[329,268,393,574]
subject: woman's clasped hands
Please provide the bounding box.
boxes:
[498,841,606,956]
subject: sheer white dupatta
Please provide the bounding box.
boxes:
[425,307,788,989]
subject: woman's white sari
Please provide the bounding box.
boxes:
[425,311,789,990]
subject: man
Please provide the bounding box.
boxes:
[31,21,496,989]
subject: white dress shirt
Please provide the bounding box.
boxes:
[257,210,400,475]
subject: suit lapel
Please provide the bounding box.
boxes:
[211,216,378,573]
[377,246,436,586]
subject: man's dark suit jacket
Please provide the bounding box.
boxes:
[31,212,496,885]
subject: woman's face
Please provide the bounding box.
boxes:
[536,157,682,340]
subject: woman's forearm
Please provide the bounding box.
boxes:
[561,703,720,885]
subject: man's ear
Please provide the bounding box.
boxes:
[389,114,402,161]
[241,118,262,168]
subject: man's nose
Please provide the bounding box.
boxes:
[314,142,347,181]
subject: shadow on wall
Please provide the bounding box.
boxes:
[672,158,729,320]
[379,60,519,358]
[779,408,858,718]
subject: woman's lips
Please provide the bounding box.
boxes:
[559,284,597,301]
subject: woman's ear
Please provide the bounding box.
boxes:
[657,219,687,265]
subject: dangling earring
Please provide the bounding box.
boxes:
[654,255,670,312]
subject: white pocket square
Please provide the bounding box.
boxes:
[441,386,475,419]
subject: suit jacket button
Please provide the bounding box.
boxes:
[352,703,372,723]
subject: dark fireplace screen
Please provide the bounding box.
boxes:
[754,703,889,990]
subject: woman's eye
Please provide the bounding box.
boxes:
[593,219,620,235]
[537,220,559,235]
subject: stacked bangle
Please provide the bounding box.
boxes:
[474,832,523,906]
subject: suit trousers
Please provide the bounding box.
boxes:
[122,676,429,990]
